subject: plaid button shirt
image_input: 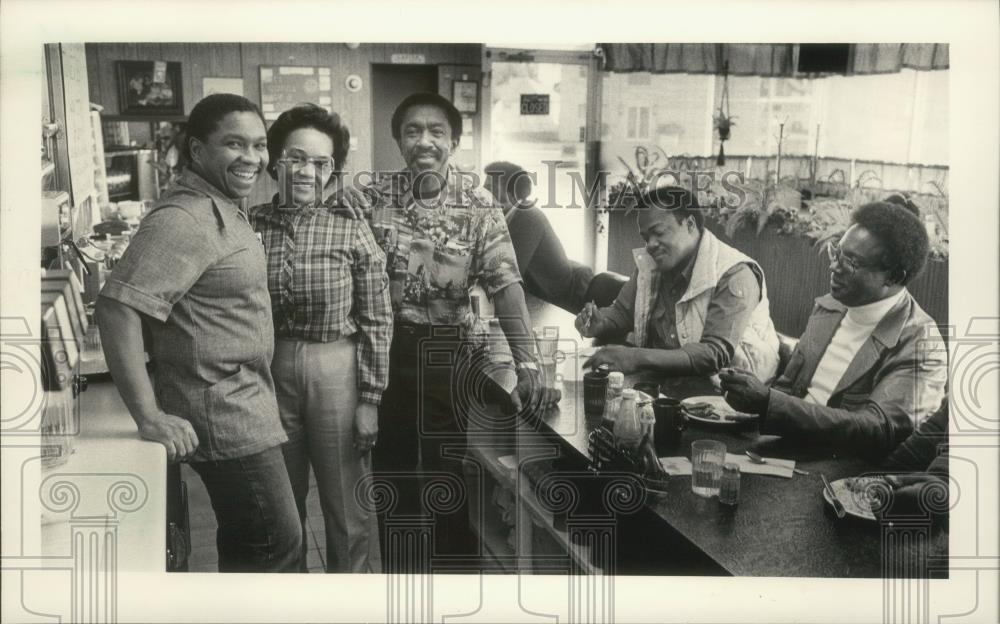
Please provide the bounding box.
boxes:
[362,167,522,327]
[251,198,393,405]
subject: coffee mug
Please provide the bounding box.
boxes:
[652,397,686,452]
[583,371,609,419]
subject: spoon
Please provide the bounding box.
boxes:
[745,450,809,476]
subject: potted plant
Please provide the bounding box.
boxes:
[714,111,736,142]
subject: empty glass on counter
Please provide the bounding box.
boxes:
[691,440,727,498]
[533,326,560,390]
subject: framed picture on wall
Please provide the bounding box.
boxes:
[452,80,479,114]
[116,61,184,116]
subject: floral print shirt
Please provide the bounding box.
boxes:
[363,167,522,326]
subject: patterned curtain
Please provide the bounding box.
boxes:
[598,43,948,76]
[599,44,794,76]
[851,43,949,74]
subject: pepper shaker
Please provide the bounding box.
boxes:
[719,463,741,505]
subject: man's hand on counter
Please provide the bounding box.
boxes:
[583,345,643,374]
[138,411,199,462]
[719,367,770,415]
[505,367,561,416]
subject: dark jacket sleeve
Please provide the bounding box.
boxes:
[508,207,592,314]
[882,402,949,477]
[762,327,948,458]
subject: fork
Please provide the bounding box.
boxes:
[745,450,810,476]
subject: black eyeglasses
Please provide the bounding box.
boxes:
[827,242,879,275]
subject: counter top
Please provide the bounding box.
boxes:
[531,372,949,578]
[41,377,166,572]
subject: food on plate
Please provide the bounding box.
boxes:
[681,397,756,422]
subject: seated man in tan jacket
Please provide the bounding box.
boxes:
[579,185,779,381]
[721,202,947,456]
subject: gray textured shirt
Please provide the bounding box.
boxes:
[100,169,286,461]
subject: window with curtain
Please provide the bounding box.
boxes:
[599,68,948,178]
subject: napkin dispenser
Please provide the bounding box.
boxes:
[587,428,641,474]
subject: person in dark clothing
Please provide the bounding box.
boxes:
[484,161,624,314]
[878,402,949,523]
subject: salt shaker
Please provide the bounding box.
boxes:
[718,463,741,505]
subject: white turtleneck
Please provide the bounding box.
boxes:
[805,288,907,406]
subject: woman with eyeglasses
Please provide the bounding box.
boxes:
[250,104,392,573]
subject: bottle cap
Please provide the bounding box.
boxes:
[470,295,481,315]
[608,371,625,387]
[723,463,740,474]
[621,388,636,399]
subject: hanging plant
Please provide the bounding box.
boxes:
[714,60,736,165]
[714,113,736,142]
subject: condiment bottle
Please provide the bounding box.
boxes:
[719,463,741,505]
[602,371,625,432]
[614,389,642,452]
[639,403,656,447]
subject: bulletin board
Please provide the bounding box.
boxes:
[59,43,96,207]
[259,66,333,122]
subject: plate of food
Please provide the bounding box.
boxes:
[822,476,888,521]
[680,395,757,426]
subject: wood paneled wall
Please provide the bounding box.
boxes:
[85,43,482,206]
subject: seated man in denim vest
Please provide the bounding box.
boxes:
[720,202,947,456]
[578,185,780,381]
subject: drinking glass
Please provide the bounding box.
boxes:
[533,327,559,389]
[691,440,726,498]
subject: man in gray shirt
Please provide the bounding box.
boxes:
[97,94,300,572]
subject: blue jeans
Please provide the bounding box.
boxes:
[190,445,302,572]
